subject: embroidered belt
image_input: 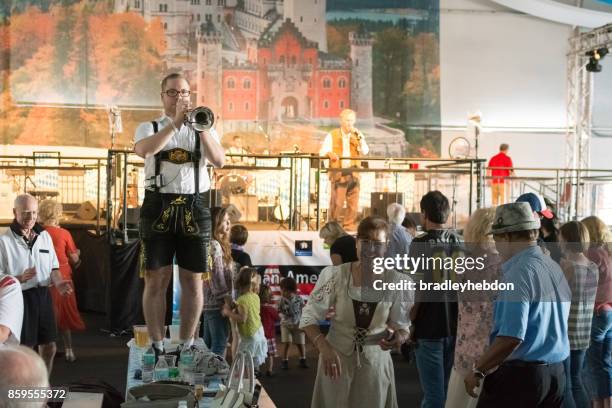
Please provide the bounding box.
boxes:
[159,148,199,165]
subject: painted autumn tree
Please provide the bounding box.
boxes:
[326,24,358,58]
[4,1,165,147]
[373,26,412,120]
[403,32,440,125]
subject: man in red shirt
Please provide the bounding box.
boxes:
[488,143,514,205]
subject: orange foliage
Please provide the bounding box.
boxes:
[8,6,55,68]
[326,24,357,58]
[3,2,166,146]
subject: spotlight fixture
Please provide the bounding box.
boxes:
[586,58,602,72]
[585,47,609,72]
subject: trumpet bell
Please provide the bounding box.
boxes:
[187,106,215,131]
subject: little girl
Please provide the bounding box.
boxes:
[259,285,280,376]
[222,267,268,369]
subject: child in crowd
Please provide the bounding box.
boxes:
[222,267,268,369]
[278,277,307,369]
[203,206,235,357]
[228,267,260,362]
[259,285,280,376]
[230,224,253,269]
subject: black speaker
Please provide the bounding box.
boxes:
[370,192,404,217]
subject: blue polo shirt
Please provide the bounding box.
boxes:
[490,245,570,363]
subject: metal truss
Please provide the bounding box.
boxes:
[565,23,612,219]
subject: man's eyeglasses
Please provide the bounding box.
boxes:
[163,89,191,97]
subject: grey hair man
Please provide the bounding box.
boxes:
[385,203,412,259]
[0,344,49,408]
[0,194,72,375]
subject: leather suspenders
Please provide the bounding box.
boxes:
[151,120,201,195]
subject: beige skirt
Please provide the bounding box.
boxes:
[310,346,398,408]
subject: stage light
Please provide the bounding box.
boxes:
[598,47,609,59]
[586,57,602,72]
[585,47,608,72]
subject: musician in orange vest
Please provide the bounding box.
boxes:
[319,109,369,231]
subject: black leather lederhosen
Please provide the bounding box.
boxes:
[139,121,211,242]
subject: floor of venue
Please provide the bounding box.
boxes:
[51,313,424,407]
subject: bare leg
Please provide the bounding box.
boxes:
[62,330,76,361]
[297,344,306,359]
[267,355,274,373]
[280,342,289,360]
[178,268,204,343]
[143,266,173,343]
[38,342,57,376]
[62,330,72,350]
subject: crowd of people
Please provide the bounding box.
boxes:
[306,191,611,408]
[2,189,611,408]
[0,71,610,408]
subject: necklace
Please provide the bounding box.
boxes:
[359,303,371,316]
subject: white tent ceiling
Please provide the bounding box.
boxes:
[490,0,612,27]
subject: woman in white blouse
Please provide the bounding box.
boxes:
[300,216,413,408]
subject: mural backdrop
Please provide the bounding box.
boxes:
[0,0,440,156]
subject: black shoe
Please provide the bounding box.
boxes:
[167,344,198,362]
[152,344,165,363]
[299,358,308,368]
[281,360,289,370]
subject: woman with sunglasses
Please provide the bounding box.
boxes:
[300,216,413,408]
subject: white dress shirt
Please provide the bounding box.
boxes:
[135,115,221,194]
[0,228,59,291]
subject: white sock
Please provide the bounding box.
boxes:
[153,340,164,351]
[181,338,194,348]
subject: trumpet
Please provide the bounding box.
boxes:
[185,106,215,132]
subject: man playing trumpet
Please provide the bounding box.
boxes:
[320,109,369,231]
[134,73,225,359]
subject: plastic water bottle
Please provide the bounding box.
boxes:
[179,347,195,383]
[155,357,169,381]
[142,347,155,383]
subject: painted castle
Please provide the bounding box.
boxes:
[114,0,373,126]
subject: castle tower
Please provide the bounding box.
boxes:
[196,22,223,119]
[349,27,373,124]
[283,0,327,52]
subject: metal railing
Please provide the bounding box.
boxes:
[2,153,612,241]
